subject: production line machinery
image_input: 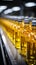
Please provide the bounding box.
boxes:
[0,28,27,65]
[0,17,36,65]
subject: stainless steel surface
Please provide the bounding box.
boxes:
[0,28,18,65]
[0,35,7,65]
[0,28,27,65]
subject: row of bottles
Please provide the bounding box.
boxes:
[0,18,36,65]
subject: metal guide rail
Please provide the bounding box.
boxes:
[0,35,17,65]
[0,28,27,65]
[0,34,12,65]
[0,34,6,65]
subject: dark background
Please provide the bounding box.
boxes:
[0,0,36,17]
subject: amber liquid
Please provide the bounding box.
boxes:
[0,18,36,65]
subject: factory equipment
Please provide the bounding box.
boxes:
[0,16,36,65]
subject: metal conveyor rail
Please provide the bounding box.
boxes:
[0,28,27,65]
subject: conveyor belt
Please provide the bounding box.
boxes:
[0,35,13,65]
[0,28,27,65]
[0,35,7,65]
[0,34,14,65]
[0,36,4,65]
[0,28,18,65]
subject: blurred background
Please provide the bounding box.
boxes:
[0,0,36,17]
[0,0,36,65]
